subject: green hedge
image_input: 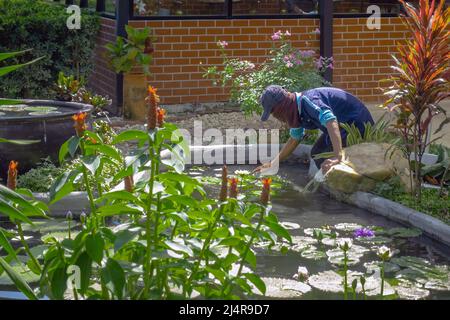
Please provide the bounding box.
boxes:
[0,0,100,99]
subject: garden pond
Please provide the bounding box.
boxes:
[0,163,449,300]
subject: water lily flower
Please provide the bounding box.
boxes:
[229,177,239,198]
[377,246,393,261]
[217,40,228,49]
[219,165,228,202]
[66,210,73,221]
[260,177,272,205]
[7,160,18,191]
[72,112,87,137]
[124,175,134,193]
[338,238,353,251]
[312,28,320,35]
[146,86,159,130]
[354,228,375,238]
[157,107,166,128]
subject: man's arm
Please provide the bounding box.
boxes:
[253,137,300,173]
[325,120,344,161]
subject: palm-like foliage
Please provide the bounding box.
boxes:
[381,0,450,199]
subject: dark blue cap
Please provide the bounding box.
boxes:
[260,85,288,121]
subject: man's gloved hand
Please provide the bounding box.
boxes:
[252,162,273,174]
[321,158,340,174]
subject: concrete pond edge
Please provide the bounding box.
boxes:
[25,143,450,248]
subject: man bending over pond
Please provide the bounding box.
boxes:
[253,85,374,174]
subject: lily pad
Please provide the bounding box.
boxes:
[24,106,58,112]
[0,104,28,112]
[365,261,401,274]
[308,270,344,293]
[22,220,79,233]
[0,261,40,285]
[300,246,326,260]
[41,231,79,242]
[280,221,301,230]
[386,228,422,238]
[260,277,311,298]
[394,280,430,300]
[326,245,369,266]
[334,223,363,232]
[356,236,392,245]
[392,256,449,281]
[304,227,337,238]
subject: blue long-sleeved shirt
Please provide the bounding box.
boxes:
[289,87,374,141]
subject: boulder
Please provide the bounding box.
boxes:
[325,143,411,193]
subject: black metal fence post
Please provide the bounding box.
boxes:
[225,0,232,18]
[96,0,106,12]
[319,0,333,83]
[114,0,131,115]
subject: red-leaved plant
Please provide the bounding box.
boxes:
[381,0,450,199]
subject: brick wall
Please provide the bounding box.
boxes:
[89,16,420,113]
[88,17,118,110]
[332,17,408,103]
[128,18,320,105]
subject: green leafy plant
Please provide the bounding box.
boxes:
[0,50,41,144]
[1,87,290,300]
[423,144,450,195]
[380,0,450,200]
[105,25,155,76]
[340,117,397,147]
[204,31,330,116]
[0,0,99,99]
[54,72,112,116]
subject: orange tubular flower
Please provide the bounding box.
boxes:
[157,107,166,128]
[146,86,160,130]
[229,177,239,199]
[260,177,272,205]
[124,175,134,192]
[7,161,18,191]
[219,165,228,202]
[72,112,87,137]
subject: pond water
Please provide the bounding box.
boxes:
[190,163,450,300]
[0,163,449,300]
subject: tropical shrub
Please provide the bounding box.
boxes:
[381,0,450,199]
[0,0,100,99]
[0,86,290,300]
[204,31,332,116]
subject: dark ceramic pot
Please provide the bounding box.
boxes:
[0,100,93,183]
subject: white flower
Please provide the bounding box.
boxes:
[235,170,250,175]
[297,266,309,281]
[377,246,393,260]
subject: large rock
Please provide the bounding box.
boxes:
[325,143,411,193]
